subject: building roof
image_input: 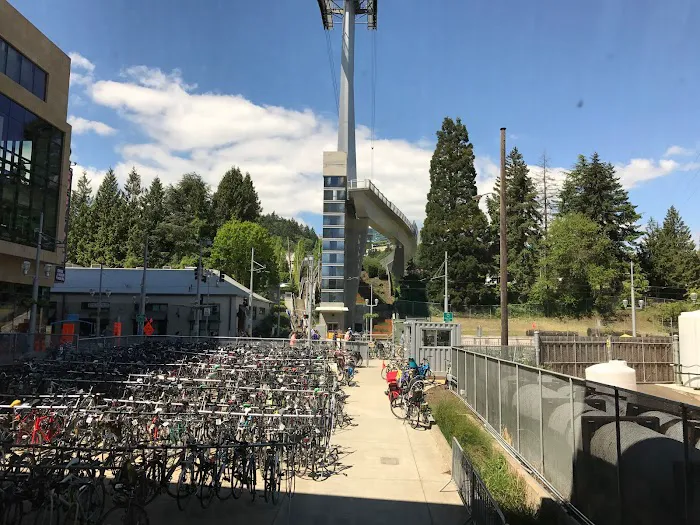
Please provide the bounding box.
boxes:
[51,268,271,303]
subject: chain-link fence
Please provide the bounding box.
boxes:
[449,346,700,525]
[0,333,77,363]
[451,437,506,525]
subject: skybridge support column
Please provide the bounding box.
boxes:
[338,0,357,183]
[391,243,405,278]
[344,211,368,331]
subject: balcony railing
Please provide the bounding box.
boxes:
[347,179,418,236]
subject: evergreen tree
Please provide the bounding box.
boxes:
[559,153,641,257]
[163,173,213,266]
[419,117,491,308]
[486,147,542,303]
[258,212,317,245]
[142,177,168,268]
[639,207,700,299]
[66,172,94,267]
[90,169,125,266]
[122,168,145,267]
[212,167,262,227]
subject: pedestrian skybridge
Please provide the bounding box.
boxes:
[347,179,418,276]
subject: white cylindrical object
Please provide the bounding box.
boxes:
[585,360,637,391]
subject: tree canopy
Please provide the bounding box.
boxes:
[419,117,491,308]
[212,167,262,227]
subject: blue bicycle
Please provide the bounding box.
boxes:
[416,357,434,383]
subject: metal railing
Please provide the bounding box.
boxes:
[449,346,700,525]
[347,179,418,236]
[452,437,507,525]
[0,333,77,363]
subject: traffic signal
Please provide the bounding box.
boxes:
[193,267,199,280]
[219,272,226,282]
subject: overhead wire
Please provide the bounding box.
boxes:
[370,29,377,178]
[324,31,340,115]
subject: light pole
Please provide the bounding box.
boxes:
[365,283,378,341]
[248,247,267,336]
[27,213,43,353]
[630,261,636,337]
[277,282,289,337]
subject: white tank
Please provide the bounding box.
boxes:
[585,360,637,392]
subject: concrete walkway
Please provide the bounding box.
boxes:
[146,362,466,524]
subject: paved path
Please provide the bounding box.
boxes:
[147,362,467,524]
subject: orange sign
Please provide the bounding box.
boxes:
[113,322,122,337]
[143,318,154,336]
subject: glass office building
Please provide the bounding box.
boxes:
[321,175,346,304]
[0,94,63,248]
[0,2,71,336]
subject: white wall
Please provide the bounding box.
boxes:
[679,311,700,387]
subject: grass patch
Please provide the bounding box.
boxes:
[429,388,539,525]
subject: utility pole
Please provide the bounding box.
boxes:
[96,263,103,336]
[500,127,509,346]
[138,233,148,336]
[195,239,202,337]
[249,247,255,336]
[28,212,44,353]
[444,251,448,314]
[631,261,636,337]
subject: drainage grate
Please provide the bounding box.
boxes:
[380,457,399,465]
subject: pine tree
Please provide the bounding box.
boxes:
[639,207,700,299]
[212,167,262,227]
[122,168,145,267]
[486,147,542,302]
[142,177,168,268]
[419,117,491,308]
[66,172,94,267]
[163,173,213,266]
[559,153,641,257]
[90,169,125,266]
[535,152,558,235]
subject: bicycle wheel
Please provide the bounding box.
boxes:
[198,464,215,509]
[33,499,60,525]
[75,480,105,522]
[424,369,435,384]
[144,460,164,504]
[263,457,275,503]
[100,503,150,525]
[390,397,407,419]
[176,463,196,511]
[215,455,233,501]
[246,456,257,501]
[230,453,244,500]
[380,366,388,380]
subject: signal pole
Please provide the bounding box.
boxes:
[500,128,509,346]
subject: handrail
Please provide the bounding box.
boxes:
[347,179,418,236]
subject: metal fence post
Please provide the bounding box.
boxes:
[473,353,477,410]
[673,334,681,385]
[569,377,576,479]
[534,330,540,366]
[498,359,502,434]
[614,388,624,525]
[539,369,545,474]
[682,404,692,525]
[485,356,489,419]
[516,363,520,452]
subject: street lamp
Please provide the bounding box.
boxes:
[365,296,379,341]
[22,261,31,275]
[277,282,289,337]
[691,292,698,304]
[622,299,629,309]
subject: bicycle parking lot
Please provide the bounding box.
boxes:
[0,338,465,525]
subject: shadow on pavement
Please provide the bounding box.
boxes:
[144,488,468,525]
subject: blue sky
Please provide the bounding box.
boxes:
[11,0,700,237]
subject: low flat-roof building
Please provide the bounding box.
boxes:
[50,267,272,337]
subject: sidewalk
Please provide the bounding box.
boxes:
[146,362,466,525]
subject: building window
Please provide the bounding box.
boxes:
[421,329,452,347]
[0,94,62,248]
[323,202,345,213]
[322,265,344,277]
[324,189,346,201]
[0,39,47,101]
[321,292,344,303]
[260,307,265,316]
[322,240,344,251]
[323,214,345,226]
[322,227,344,239]
[322,278,344,290]
[323,176,346,188]
[322,252,344,264]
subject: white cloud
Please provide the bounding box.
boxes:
[69,52,95,73]
[86,65,434,221]
[69,52,95,87]
[68,116,117,136]
[615,158,700,189]
[663,145,695,157]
